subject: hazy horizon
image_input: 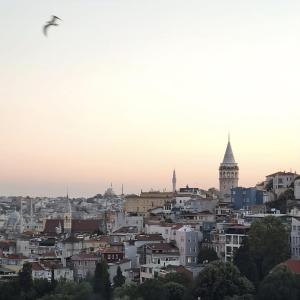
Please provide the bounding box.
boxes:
[1,0,299,197]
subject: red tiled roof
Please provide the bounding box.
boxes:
[281,259,300,274]
[135,234,164,241]
[71,253,101,261]
[101,247,123,254]
[31,262,44,271]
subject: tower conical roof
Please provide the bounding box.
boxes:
[222,141,236,165]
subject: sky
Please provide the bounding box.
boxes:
[0,0,300,197]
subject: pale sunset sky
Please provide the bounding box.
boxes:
[0,0,299,197]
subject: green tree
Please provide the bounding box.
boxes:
[137,279,167,300]
[33,278,54,298]
[39,281,93,300]
[113,266,126,288]
[0,280,20,300]
[233,238,259,285]
[257,265,298,300]
[19,262,33,293]
[191,261,254,300]
[164,282,185,300]
[113,283,138,300]
[248,216,290,281]
[197,246,218,264]
[94,260,111,299]
[163,272,192,288]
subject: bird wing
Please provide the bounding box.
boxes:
[43,24,50,36]
[52,15,62,21]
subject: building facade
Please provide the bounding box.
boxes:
[231,187,264,209]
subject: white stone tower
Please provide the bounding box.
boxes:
[219,136,239,201]
[172,169,177,194]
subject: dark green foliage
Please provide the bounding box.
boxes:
[0,280,20,300]
[224,295,254,300]
[257,266,298,300]
[163,272,192,288]
[113,283,138,300]
[233,238,259,285]
[267,189,294,213]
[19,262,33,294]
[137,279,167,300]
[39,281,93,300]
[191,261,254,300]
[113,266,125,288]
[33,279,53,298]
[94,260,111,299]
[248,216,290,281]
[197,246,218,264]
[163,281,186,300]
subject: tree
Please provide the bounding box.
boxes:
[39,281,93,300]
[191,261,254,300]
[113,283,139,300]
[113,266,126,288]
[94,260,111,299]
[248,216,290,281]
[257,265,298,300]
[197,246,218,264]
[266,189,294,213]
[137,279,167,300]
[163,272,192,288]
[233,238,259,285]
[19,262,33,293]
[33,278,54,298]
[163,282,186,300]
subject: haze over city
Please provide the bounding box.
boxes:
[1,0,300,197]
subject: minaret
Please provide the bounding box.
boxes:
[172,169,177,194]
[64,191,72,234]
[219,135,239,202]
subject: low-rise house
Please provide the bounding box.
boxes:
[143,243,180,267]
[101,247,124,263]
[108,259,131,282]
[0,253,31,267]
[0,240,16,255]
[31,261,73,281]
[71,253,101,280]
[224,225,249,262]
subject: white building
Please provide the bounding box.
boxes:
[291,218,300,259]
[266,171,299,196]
[295,178,300,200]
[175,225,199,266]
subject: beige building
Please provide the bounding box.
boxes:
[124,191,173,214]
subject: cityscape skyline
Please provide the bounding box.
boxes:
[1,0,299,197]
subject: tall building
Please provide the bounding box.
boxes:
[219,137,239,201]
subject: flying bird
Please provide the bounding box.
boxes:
[43,15,62,36]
